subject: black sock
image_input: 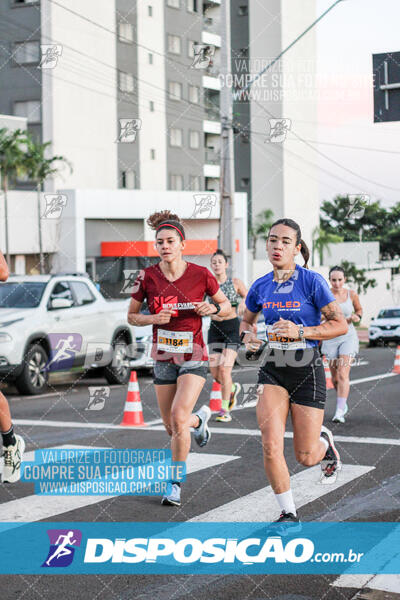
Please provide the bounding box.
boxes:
[195,415,202,429]
[2,426,16,447]
[172,481,181,487]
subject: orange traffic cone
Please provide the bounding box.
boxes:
[323,355,335,389]
[392,345,400,374]
[209,380,222,412]
[120,371,146,426]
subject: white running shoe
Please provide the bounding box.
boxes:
[193,405,211,447]
[2,434,25,483]
[332,404,348,424]
[320,425,342,484]
[161,483,181,506]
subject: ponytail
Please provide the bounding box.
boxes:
[300,239,310,269]
[269,218,310,268]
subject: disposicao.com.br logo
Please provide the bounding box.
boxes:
[42,529,82,567]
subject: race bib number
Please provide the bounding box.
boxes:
[266,325,306,350]
[157,329,193,353]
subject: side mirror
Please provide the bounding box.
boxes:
[50,298,73,310]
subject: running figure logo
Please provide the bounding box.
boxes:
[86,386,110,411]
[240,384,264,407]
[42,529,82,567]
[265,118,291,143]
[345,194,370,220]
[42,194,67,219]
[121,269,145,294]
[39,45,63,69]
[117,118,142,143]
[47,334,82,371]
[191,44,215,69]
[191,194,217,218]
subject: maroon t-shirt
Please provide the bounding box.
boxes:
[131,262,219,363]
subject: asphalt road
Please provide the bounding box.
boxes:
[0,345,399,600]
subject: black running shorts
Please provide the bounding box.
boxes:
[207,317,241,353]
[257,347,326,409]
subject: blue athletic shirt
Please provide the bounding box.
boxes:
[245,264,335,348]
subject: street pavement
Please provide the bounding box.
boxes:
[0,345,399,599]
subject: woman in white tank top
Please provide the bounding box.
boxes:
[321,266,363,423]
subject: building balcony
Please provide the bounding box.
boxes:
[202,26,221,48]
[202,74,221,91]
[204,164,220,178]
[203,119,221,134]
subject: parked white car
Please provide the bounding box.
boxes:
[0,274,136,394]
[368,306,400,346]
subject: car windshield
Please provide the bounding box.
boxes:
[377,309,400,319]
[0,282,46,308]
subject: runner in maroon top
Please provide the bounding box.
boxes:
[128,210,231,506]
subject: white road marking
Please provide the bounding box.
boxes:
[191,464,373,521]
[350,372,398,385]
[0,447,238,522]
[12,417,164,429]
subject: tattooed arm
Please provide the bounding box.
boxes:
[303,301,348,340]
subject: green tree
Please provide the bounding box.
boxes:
[0,128,28,265]
[24,136,72,273]
[312,226,343,265]
[339,260,377,295]
[320,195,399,259]
[250,208,274,258]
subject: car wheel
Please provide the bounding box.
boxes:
[14,343,49,395]
[104,333,131,385]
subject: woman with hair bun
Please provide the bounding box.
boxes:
[128,210,231,507]
[321,266,362,423]
[240,218,348,532]
[208,249,248,422]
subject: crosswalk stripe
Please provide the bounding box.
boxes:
[191,464,374,522]
[332,527,400,592]
[12,418,164,429]
[0,446,238,522]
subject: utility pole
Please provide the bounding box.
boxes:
[218,0,235,277]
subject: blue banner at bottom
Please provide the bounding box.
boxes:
[0,522,399,574]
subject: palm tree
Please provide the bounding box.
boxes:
[312,225,343,266]
[24,136,72,273]
[0,128,28,266]
[250,208,274,258]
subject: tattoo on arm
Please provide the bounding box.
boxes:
[321,301,342,322]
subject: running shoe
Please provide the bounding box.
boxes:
[2,434,25,483]
[215,410,232,423]
[193,404,211,447]
[161,483,181,507]
[320,425,342,483]
[229,382,241,411]
[332,404,348,424]
[268,511,302,536]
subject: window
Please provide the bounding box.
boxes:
[13,0,37,4]
[148,5,153,16]
[240,177,249,187]
[189,85,200,103]
[168,81,182,100]
[118,22,134,43]
[167,0,180,7]
[189,175,201,190]
[148,53,153,64]
[373,51,400,122]
[70,282,95,306]
[170,128,183,147]
[121,170,135,189]
[238,5,248,16]
[189,130,200,149]
[14,100,41,123]
[50,281,73,304]
[188,40,196,58]
[118,71,134,92]
[150,149,156,159]
[187,0,198,11]
[149,100,154,112]
[13,41,39,64]
[168,34,181,54]
[170,174,184,190]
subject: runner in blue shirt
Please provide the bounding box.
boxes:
[240,218,348,533]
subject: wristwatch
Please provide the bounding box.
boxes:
[298,325,305,340]
[213,303,221,315]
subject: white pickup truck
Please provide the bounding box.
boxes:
[0,274,136,395]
